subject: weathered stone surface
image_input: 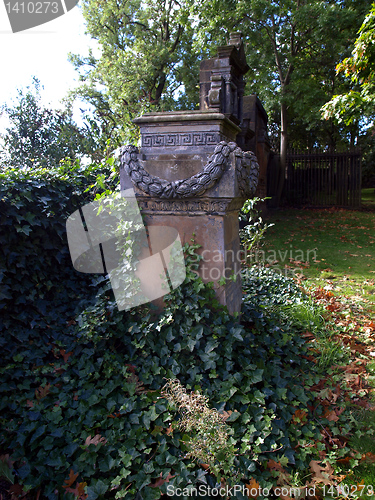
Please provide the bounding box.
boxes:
[199,32,249,124]
[133,111,241,158]
[238,95,271,200]
[121,141,259,315]
[132,205,243,315]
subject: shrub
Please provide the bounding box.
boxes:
[0,159,117,366]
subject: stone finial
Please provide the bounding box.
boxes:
[228,32,243,48]
[199,32,249,124]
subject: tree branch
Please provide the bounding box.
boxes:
[170,24,184,53]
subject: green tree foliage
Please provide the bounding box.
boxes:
[193,0,368,200]
[321,2,375,126]
[68,0,371,172]
[1,78,93,169]
[68,0,197,150]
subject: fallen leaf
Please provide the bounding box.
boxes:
[360,452,375,463]
[323,410,339,422]
[64,481,88,499]
[85,434,107,446]
[292,409,308,423]
[337,456,350,464]
[148,472,175,488]
[63,469,79,489]
[221,410,233,421]
[60,349,73,363]
[35,383,50,400]
[246,478,260,499]
[309,460,335,485]
[267,459,284,472]
[9,484,26,498]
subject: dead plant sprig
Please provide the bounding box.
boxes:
[161,379,238,481]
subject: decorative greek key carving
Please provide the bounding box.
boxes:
[154,135,165,146]
[142,135,153,147]
[205,133,218,144]
[141,132,221,148]
[181,134,192,145]
[121,141,259,199]
[166,134,179,146]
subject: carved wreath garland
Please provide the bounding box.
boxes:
[120,142,259,199]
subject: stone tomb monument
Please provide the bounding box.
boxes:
[120,34,260,315]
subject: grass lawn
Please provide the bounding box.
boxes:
[259,191,375,319]
[251,189,375,490]
[363,187,375,211]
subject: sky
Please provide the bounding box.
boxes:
[0,2,98,134]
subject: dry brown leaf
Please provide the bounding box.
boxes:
[323,410,340,422]
[60,349,73,363]
[309,460,335,485]
[267,459,284,472]
[85,434,107,446]
[221,410,233,421]
[360,452,375,463]
[63,469,79,489]
[64,481,88,499]
[35,383,51,400]
[246,478,260,499]
[9,484,27,499]
[292,409,308,423]
[148,472,175,488]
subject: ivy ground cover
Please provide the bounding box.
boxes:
[1,167,375,499]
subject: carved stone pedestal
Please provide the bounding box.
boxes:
[137,199,243,314]
[120,116,259,315]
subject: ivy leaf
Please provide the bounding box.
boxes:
[204,340,218,353]
[15,225,32,235]
[86,479,108,499]
[230,327,243,341]
[0,455,14,484]
[17,461,31,479]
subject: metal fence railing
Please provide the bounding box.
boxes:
[283,150,362,208]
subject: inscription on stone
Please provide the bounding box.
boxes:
[137,198,239,214]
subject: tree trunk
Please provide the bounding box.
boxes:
[276,99,288,206]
